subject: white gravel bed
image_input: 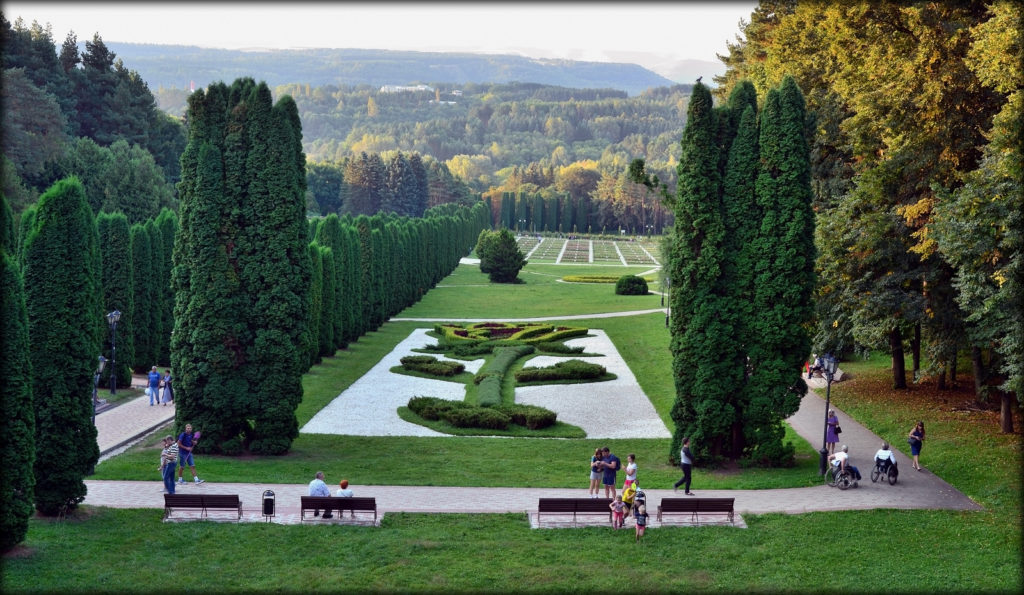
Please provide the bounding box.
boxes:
[300,328,671,439]
[515,331,672,439]
[301,328,483,436]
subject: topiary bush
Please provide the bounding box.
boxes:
[615,274,649,295]
[535,342,585,355]
[515,359,607,382]
[400,355,465,377]
[408,396,471,421]
[476,374,503,406]
[494,404,558,429]
[442,406,510,430]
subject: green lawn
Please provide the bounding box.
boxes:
[7,261,1021,593]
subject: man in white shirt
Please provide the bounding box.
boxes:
[874,442,897,473]
[828,445,862,481]
[308,471,333,518]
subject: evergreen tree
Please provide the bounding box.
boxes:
[129,223,155,370]
[306,242,323,367]
[719,101,761,457]
[478,228,526,283]
[745,76,816,465]
[312,214,347,349]
[96,211,135,388]
[407,152,429,217]
[143,219,164,362]
[318,245,336,358]
[23,177,101,515]
[172,80,309,455]
[667,82,727,462]
[154,209,177,364]
[1,193,35,550]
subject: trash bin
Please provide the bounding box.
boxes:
[262,489,275,521]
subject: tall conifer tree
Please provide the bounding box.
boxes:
[172,79,310,455]
[667,82,728,461]
[746,76,816,465]
[23,177,101,514]
[1,193,35,549]
[129,223,155,369]
[97,211,135,387]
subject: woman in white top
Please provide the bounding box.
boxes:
[623,453,637,490]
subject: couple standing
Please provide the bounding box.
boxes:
[147,366,173,406]
[588,447,622,498]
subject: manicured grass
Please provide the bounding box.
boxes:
[404,262,663,318]
[16,261,1018,593]
[5,508,1014,592]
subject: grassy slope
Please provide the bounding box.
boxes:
[7,261,1021,592]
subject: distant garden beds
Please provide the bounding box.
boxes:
[561,275,655,284]
[396,321,609,436]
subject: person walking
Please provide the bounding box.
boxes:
[673,437,695,495]
[826,410,840,455]
[908,421,926,471]
[308,471,333,518]
[160,369,173,405]
[147,366,161,406]
[176,423,204,484]
[609,495,626,529]
[634,504,648,543]
[159,435,179,494]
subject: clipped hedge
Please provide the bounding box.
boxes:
[443,406,510,430]
[535,342,585,355]
[476,374,503,406]
[563,275,655,283]
[615,274,649,295]
[494,404,558,429]
[515,359,607,382]
[407,396,471,421]
[400,355,465,377]
[474,345,535,383]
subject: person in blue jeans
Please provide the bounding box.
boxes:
[147,366,161,406]
[159,435,179,494]
[600,447,620,499]
[176,424,204,484]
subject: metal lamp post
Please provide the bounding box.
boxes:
[106,310,121,395]
[663,276,671,327]
[92,355,107,425]
[818,353,838,475]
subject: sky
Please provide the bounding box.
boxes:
[3,2,758,80]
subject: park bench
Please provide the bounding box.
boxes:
[300,496,377,522]
[657,497,735,525]
[537,498,612,525]
[163,493,242,521]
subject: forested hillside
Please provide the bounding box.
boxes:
[104,43,675,97]
[1,16,185,220]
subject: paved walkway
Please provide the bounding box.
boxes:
[85,370,981,525]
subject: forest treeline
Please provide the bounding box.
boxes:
[1,15,186,220]
[714,2,1020,429]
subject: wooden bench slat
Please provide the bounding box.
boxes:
[163,493,242,521]
[537,498,613,524]
[656,497,734,524]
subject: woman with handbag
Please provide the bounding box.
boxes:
[908,421,926,471]
[826,410,840,454]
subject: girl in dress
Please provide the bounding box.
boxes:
[826,410,839,454]
[908,421,926,470]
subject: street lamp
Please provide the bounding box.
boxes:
[663,276,671,327]
[818,353,839,475]
[106,310,121,395]
[92,355,107,425]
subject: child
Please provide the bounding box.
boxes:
[609,495,626,529]
[634,504,648,542]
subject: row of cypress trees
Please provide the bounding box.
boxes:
[668,77,815,466]
[172,78,491,456]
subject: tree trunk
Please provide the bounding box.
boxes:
[937,365,947,390]
[911,323,921,377]
[890,328,907,389]
[1000,393,1015,433]
[950,357,958,385]
[971,346,986,404]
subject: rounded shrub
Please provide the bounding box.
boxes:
[495,404,558,429]
[443,406,510,430]
[615,274,649,295]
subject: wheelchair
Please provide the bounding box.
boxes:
[870,458,899,485]
[825,462,857,490]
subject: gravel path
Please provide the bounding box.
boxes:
[299,328,670,438]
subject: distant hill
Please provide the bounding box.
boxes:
[103,43,676,96]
